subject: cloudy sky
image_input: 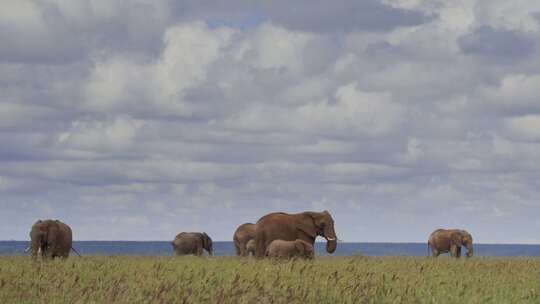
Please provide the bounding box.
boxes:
[1,0,540,243]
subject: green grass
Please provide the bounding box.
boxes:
[0,256,539,303]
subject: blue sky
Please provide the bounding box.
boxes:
[1,0,540,243]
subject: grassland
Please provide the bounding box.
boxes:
[0,256,539,303]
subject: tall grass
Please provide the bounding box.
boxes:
[0,256,539,303]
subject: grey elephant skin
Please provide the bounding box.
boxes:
[265,239,314,259]
[254,210,337,258]
[30,219,73,259]
[233,223,256,256]
[428,229,473,258]
[172,232,213,256]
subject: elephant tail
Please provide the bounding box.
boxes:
[71,247,82,257]
[427,242,430,257]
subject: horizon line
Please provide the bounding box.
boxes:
[2,240,539,245]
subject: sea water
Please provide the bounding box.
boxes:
[2,241,540,256]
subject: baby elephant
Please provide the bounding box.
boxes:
[265,239,314,259]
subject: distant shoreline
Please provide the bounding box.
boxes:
[3,241,540,256]
[1,240,538,245]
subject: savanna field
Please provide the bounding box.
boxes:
[1,256,539,303]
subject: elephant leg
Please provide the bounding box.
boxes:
[431,247,439,257]
[456,247,462,258]
[38,246,47,259]
[240,242,247,257]
[196,247,203,257]
[255,234,266,258]
[450,245,458,258]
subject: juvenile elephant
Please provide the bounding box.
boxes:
[428,229,473,258]
[254,210,337,258]
[265,239,314,259]
[246,239,256,256]
[30,219,73,259]
[233,223,256,256]
[172,232,213,256]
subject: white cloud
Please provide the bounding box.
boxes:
[83,59,152,111]
[154,22,234,102]
[479,74,540,109]
[0,1,44,30]
[0,102,58,129]
[474,0,540,31]
[248,23,311,71]
[323,162,407,182]
[504,115,540,142]
[58,116,144,152]
[2,2,540,243]
[296,83,404,136]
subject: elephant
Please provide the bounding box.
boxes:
[428,229,473,258]
[172,232,213,256]
[30,219,73,259]
[233,223,256,256]
[246,239,256,256]
[265,239,314,259]
[254,210,337,258]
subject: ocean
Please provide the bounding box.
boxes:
[2,241,540,257]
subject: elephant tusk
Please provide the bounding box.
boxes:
[37,247,41,255]
[326,237,336,241]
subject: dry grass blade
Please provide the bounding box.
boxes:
[0,256,538,303]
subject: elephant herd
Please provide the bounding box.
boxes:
[28,210,474,260]
[171,210,336,259]
[232,210,337,259]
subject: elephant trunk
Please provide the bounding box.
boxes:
[31,241,39,258]
[31,233,45,258]
[465,241,473,258]
[326,238,337,253]
[323,224,337,254]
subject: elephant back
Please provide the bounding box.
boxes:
[256,212,289,224]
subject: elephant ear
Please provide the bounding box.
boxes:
[296,213,318,239]
[201,232,210,248]
[31,220,42,231]
[450,231,463,246]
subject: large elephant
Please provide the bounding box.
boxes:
[265,239,314,259]
[254,210,337,258]
[30,219,73,259]
[428,229,473,258]
[233,223,256,256]
[172,232,213,256]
